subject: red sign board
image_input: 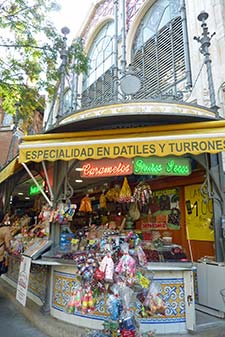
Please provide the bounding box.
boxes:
[142,222,168,230]
[80,158,133,178]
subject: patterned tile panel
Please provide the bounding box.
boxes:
[52,270,185,324]
[7,255,47,302]
[29,264,48,301]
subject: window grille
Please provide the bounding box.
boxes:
[81,67,114,107]
[80,0,188,110]
[131,0,187,100]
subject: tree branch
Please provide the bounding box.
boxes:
[4,5,38,19]
[0,43,52,50]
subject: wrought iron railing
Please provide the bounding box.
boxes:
[44,15,190,131]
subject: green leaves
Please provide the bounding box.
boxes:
[0,82,45,129]
[68,38,89,75]
[0,0,88,128]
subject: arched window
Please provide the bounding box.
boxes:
[82,21,114,107]
[131,0,189,100]
[84,21,114,89]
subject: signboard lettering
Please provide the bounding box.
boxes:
[20,138,225,163]
[185,184,214,241]
[142,222,168,230]
[81,158,132,178]
[134,156,191,176]
[29,185,41,196]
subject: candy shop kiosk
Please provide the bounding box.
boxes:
[11,118,225,336]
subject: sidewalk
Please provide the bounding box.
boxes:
[0,277,87,337]
[0,276,225,337]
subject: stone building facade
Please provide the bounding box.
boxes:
[45,0,225,126]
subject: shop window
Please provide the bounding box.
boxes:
[131,0,188,100]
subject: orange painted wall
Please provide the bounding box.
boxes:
[149,170,215,262]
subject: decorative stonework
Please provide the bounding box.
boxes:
[82,0,114,43]
[61,101,215,126]
[126,0,145,30]
[82,0,146,43]
[202,88,211,108]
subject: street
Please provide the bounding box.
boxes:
[0,291,50,337]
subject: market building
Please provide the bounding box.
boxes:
[1,0,225,335]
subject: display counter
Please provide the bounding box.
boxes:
[37,259,195,334]
[4,253,196,334]
[1,223,198,337]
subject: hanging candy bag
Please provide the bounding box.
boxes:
[118,177,132,203]
[94,267,105,281]
[144,281,166,315]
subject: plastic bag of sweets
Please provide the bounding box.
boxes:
[107,293,122,321]
[119,309,139,337]
[118,177,132,203]
[114,285,139,336]
[144,282,166,315]
[119,286,135,309]
[103,320,119,337]
[98,244,115,282]
[82,285,95,314]
[115,243,136,277]
[66,283,83,314]
[135,245,147,266]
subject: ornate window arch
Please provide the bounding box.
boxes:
[131,0,190,100]
[83,20,114,90]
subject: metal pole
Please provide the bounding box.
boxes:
[41,161,54,202]
[121,0,127,77]
[113,0,119,101]
[70,66,78,113]
[194,11,225,262]
[205,48,216,109]
[194,11,218,114]
[21,163,53,207]
[180,0,192,89]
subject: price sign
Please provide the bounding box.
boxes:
[184,184,214,241]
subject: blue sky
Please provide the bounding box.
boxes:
[51,0,94,40]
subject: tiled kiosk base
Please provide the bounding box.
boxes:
[51,263,196,334]
[3,255,47,305]
[3,257,196,334]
